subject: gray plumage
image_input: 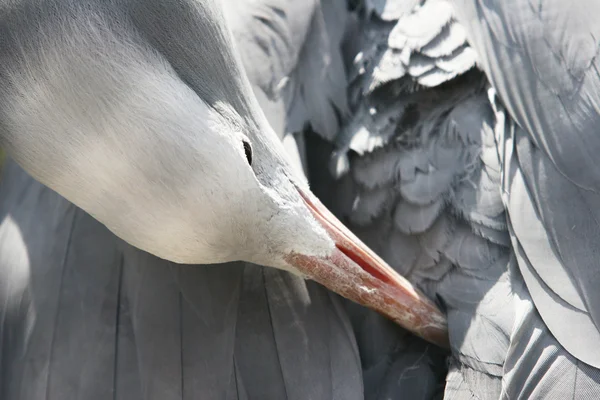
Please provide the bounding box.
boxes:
[324,3,512,396]
[316,0,600,398]
[455,0,600,369]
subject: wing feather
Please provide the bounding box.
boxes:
[322,2,515,397]
[454,0,600,367]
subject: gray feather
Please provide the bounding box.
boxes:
[420,22,468,59]
[406,54,437,78]
[486,62,600,367]
[349,187,396,226]
[393,197,445,234]
[434,45,476,74]
[0,162,121,400]
[454,0,600,192]
[500,267,600,399]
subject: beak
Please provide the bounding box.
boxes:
[285,189,449,349]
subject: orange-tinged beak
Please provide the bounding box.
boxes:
[285,189,449,348]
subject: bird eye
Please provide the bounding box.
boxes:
[242,139,253,166]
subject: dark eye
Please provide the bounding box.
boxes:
[242,140,253,166]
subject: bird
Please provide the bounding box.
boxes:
[311,0,600,398]
[0,0,448,399]
[6,0,599,399]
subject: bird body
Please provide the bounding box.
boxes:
[320,0,600,397]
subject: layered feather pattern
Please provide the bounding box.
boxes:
[318,0,600,398]
[322,1,516,397]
